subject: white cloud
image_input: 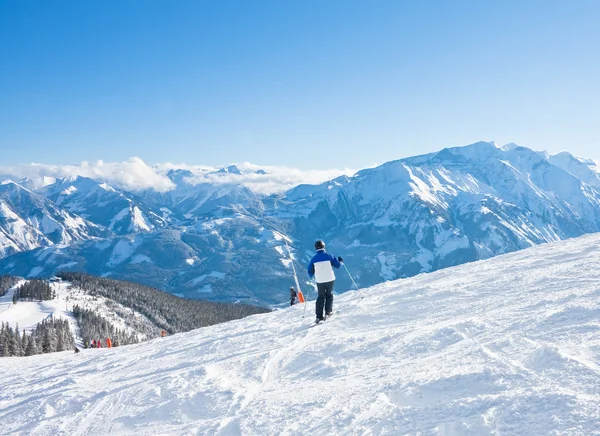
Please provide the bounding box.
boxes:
[0,158,363,195]
[0,157,176,192]
[171,162,359,195]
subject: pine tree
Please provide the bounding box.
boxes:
[21,331,29,356]
[0,323,8,357]
[25,334,38,356]
[56,330,65,352]
[10,325,20,356]
[42,329,52,353]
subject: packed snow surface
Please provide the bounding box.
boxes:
[2,233,600,435]
[0,281,81,340]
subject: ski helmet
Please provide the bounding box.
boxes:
[315,240,325,250]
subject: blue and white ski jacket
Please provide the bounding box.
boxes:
[308,249,341,283]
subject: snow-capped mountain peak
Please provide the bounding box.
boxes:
[0,181,105,258]
[39,176,170,235]
[216,164,243,175]
[501,141,520,151]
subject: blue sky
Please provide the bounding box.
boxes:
[1,0,599,169]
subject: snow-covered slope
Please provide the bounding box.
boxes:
[279,142,600,286]
[40,176,171,235]
[547,151,600,188]
[0,279,81,340]
[2,233,600,435]
[0,279,129,341]
[0,181,105,258]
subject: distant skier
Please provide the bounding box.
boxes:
[90,339,96,348]
[307,240,343,323]
[290,287,297,306]
[96,340,102,349]
[161,330,166,338]
[106,338,112,348]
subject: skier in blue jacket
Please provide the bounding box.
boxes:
[308,240,343,323]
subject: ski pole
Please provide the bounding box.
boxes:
[284,238,308,318]
[342,263,362,299]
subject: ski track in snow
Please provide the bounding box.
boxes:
[2,234,600,435]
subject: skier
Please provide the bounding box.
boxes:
[106,338,112,348]
[307,240,343,323]
[161,330,166,338]
[96,339,102,349]
[290,287,297,306]
[90,339,96,348]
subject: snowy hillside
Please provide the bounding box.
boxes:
[2,233,600,435]
[281,142,600,285]
[40,176,172,235]
[0,181,105,258]
[0,275,270,356]
[0,279,79,336]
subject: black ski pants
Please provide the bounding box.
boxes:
[316,280,334,318]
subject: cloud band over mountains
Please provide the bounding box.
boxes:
[0,158,359,194]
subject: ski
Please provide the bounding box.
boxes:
[310,312,336,328]
[310,318,325,327]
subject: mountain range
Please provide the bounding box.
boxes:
[1,141,600,306]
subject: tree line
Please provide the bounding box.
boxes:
[73,305,139,347]
[13,279,55,302]
[59,272,271,336]
[0,319,75,357]
[0,273,272,358]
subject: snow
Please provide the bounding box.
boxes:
[435,230,470,258]
[3,233,600,434]
[413,245,434,271]
[0,279,152,343]
[0,201,47,254]
[40,213,62,235]
[109,207,130,230]
[56,261,78,269]
[192,274,207,284]
[197,284,213,293]
[0,300,65,333]
[377,252,397,280]
[95,240,112,251]
[132,206,152,232]
[27,266,44,277]
[209,271,226,279]
[107,239,138,266]
[0,279,25,316]
[0,281,79,339]
[192,271,226,284]
[99,183,116,192]
[130,254,153,264]
[60,186,78,196]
